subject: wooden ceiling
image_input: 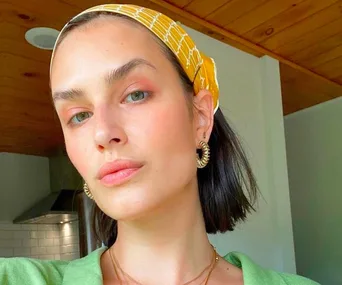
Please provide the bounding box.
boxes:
[1,0,342,156]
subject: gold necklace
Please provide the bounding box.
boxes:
[109,246,219,285]
[109,248,122,285]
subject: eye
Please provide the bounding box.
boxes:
[69,112,92,125]
[124,91,150,103]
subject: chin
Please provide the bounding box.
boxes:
[97,187,163,221]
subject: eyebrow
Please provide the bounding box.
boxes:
[52,88,83,103]
[105,58,156,85]
[52,58,156,103]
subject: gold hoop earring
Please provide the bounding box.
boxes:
[197,141,210,168]
[83,182,94,200]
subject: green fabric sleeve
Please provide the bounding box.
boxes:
[224,252,321,285]
[278,272,321,285]
[0,257,68,285]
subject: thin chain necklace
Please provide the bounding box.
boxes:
[109,246,219,285]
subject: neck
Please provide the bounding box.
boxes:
[111,180,214,285]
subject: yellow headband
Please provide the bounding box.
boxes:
[50,4,219,112]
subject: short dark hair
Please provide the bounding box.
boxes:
[54,11,258,247]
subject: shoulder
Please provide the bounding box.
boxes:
[0,257,68,285]
[0,247,106,285]
[60,247,106,285]
[223,252,321,285]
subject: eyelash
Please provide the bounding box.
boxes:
[123,90,151,104]
[66,90,152,127]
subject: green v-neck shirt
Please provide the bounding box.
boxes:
[0,247,320,284]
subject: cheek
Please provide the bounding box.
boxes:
[134,101,195,158]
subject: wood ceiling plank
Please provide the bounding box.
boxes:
[335,76,342,85]
[1,2,42,28]
[274,17,342,57]
[281,84,338,115]
[184,0,230,18]
[0,120,60,135]
[0,145,52,157]
[164,0,193,8]
[0,22,29,40]
[280,63,342,115]
[0,130,63,156]
[281,85,334,115]
[0,116,61,157]
[4,0,81,30]
[260,0,342,50]
[2,2,63,31]
[0,146,54,157]
[242,0,339,43]
[0,89,56,136]
[0,22,51,65]
[0,128,59,151]
[0,98,56,122]
[0,76,51,95]
[0,133,60,145]
[0,118,57,134]
[0,86,52,108]
[0,39,51,64]
[0,53,49,79]
[16,0,81,19]
[313,55,342,79]
[304,44,342,69]
[58,0,106,10]
[290,32,342,62]
[281,81,339,102]
[0,117,61,135]
[205,0,268,27]
[0,147,59,157]
[0,84,50,109]
[0,53,49,86]
[225,0,306,35]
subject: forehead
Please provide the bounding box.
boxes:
[50,16,166,88]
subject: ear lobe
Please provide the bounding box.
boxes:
[193,89,214,143]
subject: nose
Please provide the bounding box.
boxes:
[94,108,128,152]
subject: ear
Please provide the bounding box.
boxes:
[193,89,214,145]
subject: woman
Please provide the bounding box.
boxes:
[0,4,319,285]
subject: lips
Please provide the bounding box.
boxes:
[97,160,143,187]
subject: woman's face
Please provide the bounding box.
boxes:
[50,16,212,220]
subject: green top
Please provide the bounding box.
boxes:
[0,247,320,284]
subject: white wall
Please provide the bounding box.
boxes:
[0,153,80,261]
[0,153,50,221]
[184,27,296,274]
[284,97,342,285]
[49,153,83,193]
